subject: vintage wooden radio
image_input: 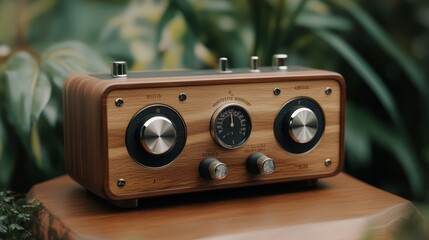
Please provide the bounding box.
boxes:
[63,55,346,207]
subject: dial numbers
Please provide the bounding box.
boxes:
[211,104,252,149]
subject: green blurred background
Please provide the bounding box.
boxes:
[0,0,428,210]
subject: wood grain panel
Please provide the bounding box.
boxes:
[63,68,346,204]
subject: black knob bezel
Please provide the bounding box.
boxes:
[274,98,325,154]
[125,104,186,168]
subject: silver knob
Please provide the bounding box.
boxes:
[219,57,231,73]
[140,116,177,155]
[272,54,288,70]
[200,158,228,180]
[289,107,318,143]
[209,160,228,179]
[250,56,260,72]
[112,61,127,78]
[246,153,275,175]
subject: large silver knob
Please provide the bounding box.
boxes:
[140,116,177,155]
[289,107,318,143]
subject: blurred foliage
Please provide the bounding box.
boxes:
[0,191,39,240]
[0,0,428,206]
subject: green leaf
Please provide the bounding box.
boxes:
[156,2,178,49]
[296,13,353,31]
[30,72,51,124]
[347,104,424,196]
[345,105,372,167]
[4,52,39,141]
[0,118,16,187]
[0,223,7,233]
[31,125,46,171]
[41,97,60,128]
[314,30,400,125]
[4,51,52,169]
[333,0,429,99]
[8,223,24,231]
[155,2,179,68]
[41,41,109,90]
[172,1,200,37]
[0,118,4,164]
[313,30,424,196]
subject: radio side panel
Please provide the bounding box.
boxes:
[63,75,110,199]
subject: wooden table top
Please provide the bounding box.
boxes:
[29,173,428,239]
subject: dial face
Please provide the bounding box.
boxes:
[211,104,252,149]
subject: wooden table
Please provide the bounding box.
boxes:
[29,173,428,239]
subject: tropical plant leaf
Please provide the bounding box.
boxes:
[345,104,372,167]
[30,72,51,125]
[155,1,178,67]
[4,51,52,168]
[296,13,353,31]
[98,1,168,70]
[332,0,429,99]
[31,124,46,171]
[4,52,41,146]
[172,1,201,37]
[0,118,16,187]
[347,103,424,196]
[0,118,4,163]
[314,29,400,125]
[273,0,313,52]
[41,41,109,90]
[313,30,424,196]
[41,96,60,128]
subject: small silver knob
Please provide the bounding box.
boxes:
[246,153,275,175]
[272,54,288,71]
[112,61,127,78]
[140,116,177,155]
[200,158,228,180]
[219,57,231,73]
[289,107,318,143]
[250,56,260,72]
[209,160,228,179]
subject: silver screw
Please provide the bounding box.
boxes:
[115,98,124,107]
[273,87,281,96]
[117,179,126,187]
[325,87,332,95]
[325,159,332,167]
[179,93,187,101]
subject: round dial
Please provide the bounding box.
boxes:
[125,104,186,168]
[211,104,252,149]
[273,98,325,154]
